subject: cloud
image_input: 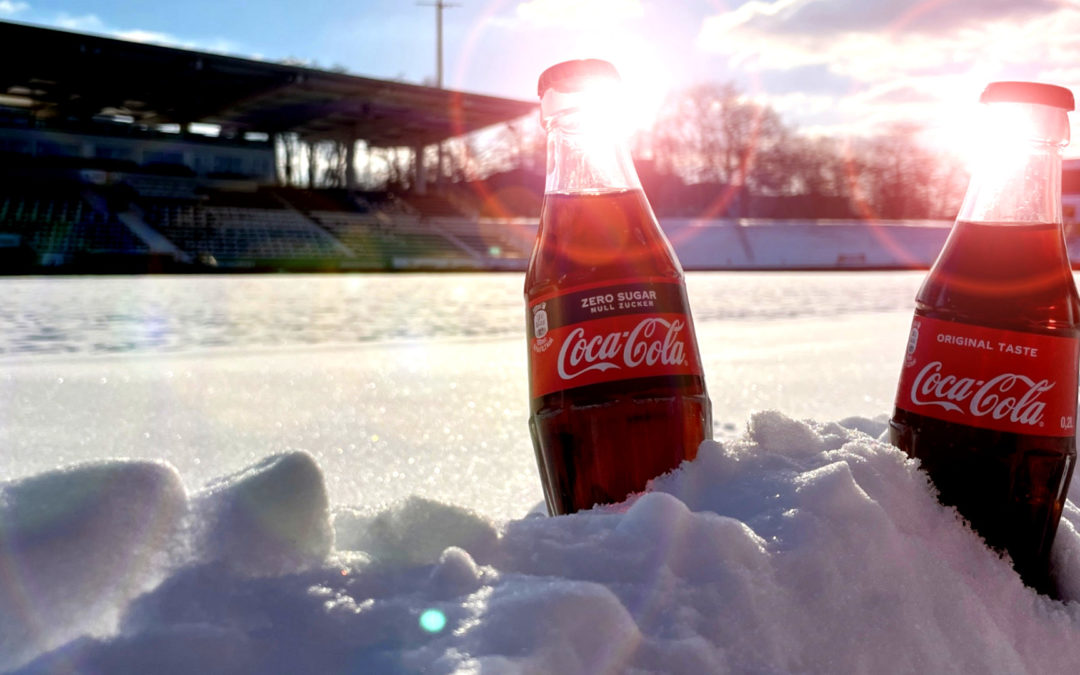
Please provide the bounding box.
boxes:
[115,29,239,55]
[703,0,1063,39]
[486,0,1080,153]
[46,12,239,56]
[692,2,1080,146]
[114,29,178,45]
[857,83,941,106]
[0,1,28,16]
[512,0,644,28]
[754,64,854,96]
[748,90,838,122]
[54,12,106,32]
[696,1,1080,94]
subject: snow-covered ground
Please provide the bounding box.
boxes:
[5,272,1080,673]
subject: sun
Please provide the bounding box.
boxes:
[603,45,673,132]
[932,89,1071,180]
[554,31,674,134]
[917,76,987,167]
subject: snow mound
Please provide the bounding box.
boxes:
[192,451,332,577]
[13,410,1080,674]
[334,496,498,565]
[0,460,186,671]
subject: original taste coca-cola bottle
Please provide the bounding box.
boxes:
[890,81,1080,595]
[525,59,712,515]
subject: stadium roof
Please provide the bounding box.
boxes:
[0,21,537,148]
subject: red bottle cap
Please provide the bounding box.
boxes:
[537,59,620,98]
[980,81,1075,111]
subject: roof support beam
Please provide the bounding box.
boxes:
[346,136,357,191]
[413,144,426,195]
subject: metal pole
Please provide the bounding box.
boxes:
[417,0,459,88]
[419,1,460,189]
[436,2,443,88]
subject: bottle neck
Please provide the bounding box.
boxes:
[543,107,642,194]
[957,103,1069,225]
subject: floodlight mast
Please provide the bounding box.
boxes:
[418,0,460,88]
[418,0,460,190]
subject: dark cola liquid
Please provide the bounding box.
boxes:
[890,220,1080,594]
[526,190,711,515]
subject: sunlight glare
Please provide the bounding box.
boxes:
[960,100,1068,182]
[539,23,671,133]
[590,39,672,133]
[918,72,988,166]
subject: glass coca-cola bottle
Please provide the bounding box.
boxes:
[890,81,1080,595]
[525,59,712,515]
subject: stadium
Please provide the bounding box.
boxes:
[6,21,1080,274]
[0,20,547,274]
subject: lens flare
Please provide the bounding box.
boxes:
[419,608,447,633]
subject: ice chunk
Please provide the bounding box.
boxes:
[836,414,889,439]
[192,451,331,577]
[0,460,186,671]
[747,409,826,455]
[334,496,498,565]
[15,625,253,675]
[428,546,484,598]
[454,580,643,673]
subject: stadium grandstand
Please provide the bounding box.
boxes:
[0,21,540,273]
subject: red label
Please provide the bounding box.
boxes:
[527,280,703,398]
[895,315,1080,437]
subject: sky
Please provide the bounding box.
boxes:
[4,0,1080,153]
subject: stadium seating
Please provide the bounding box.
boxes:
[121,174,201,201]
[433,217,531,259]
[267,187,534,268]
[0,182,149,263]
[142,203,344,265]
[270,187,359,213]
[68,217,150,255]
[310,210,477,267]
[0,155,540,272]
[399,193,467,217]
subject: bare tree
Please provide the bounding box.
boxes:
[842,124,967,220]
[652,84,782,184]
[276,133,309,187]
[650,83,789,216]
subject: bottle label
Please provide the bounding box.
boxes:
[895,315,1080,437]
[527,279,704,398]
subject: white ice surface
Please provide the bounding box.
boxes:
[0,311,913,521]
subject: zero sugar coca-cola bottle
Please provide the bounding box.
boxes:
[525,59,712,515]
[890,81,1080,595]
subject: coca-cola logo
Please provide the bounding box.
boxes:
[909,361,1054,426]
[557,318,688,380]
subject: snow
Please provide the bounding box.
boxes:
[5,272,1080,673]
[8,411,1080,673]
[192,452,333,577]
[0,461,187,669]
